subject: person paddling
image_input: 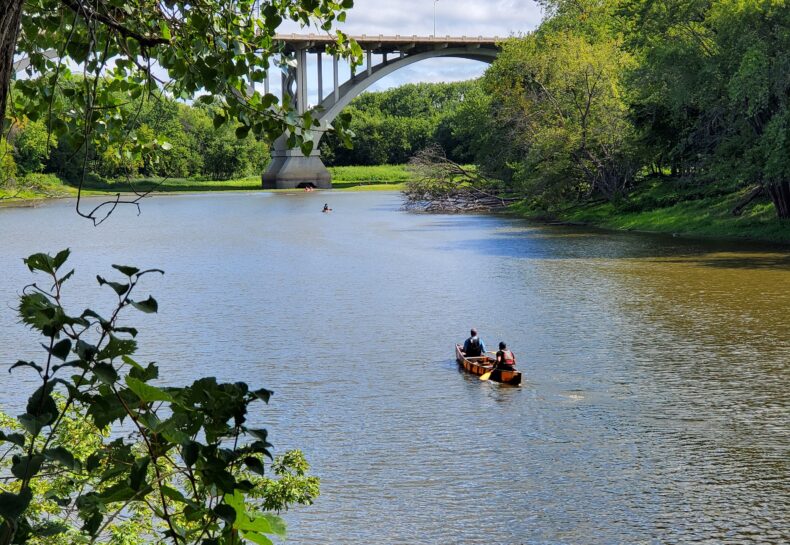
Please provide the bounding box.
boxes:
[462,328,486,357]
[495,342,516,370]
[322,203,332,212]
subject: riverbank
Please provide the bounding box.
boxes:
[509,178,789,245]
[0,165,410,205]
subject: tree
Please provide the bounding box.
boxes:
[484,23,637,205]
[0,250,320,545]
[622,0,790,218]
[9,119,54,175]
[2,0,359,222]
[0,137,18,187]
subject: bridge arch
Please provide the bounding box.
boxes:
[263,35,500,189]
[315,48,497,129]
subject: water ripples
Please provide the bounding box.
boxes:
[0,192,787,544]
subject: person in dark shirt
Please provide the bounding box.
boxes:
[495,342,516,370]
[462,328,486,357]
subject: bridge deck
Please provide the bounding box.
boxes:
[275,33,502,53]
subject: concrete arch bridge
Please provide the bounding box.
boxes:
[263,34,501,189]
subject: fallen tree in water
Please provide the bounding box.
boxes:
[402,144,518,212]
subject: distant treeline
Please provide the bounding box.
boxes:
[320,81,482,167]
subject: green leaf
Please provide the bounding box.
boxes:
[248,428,269,442]
[182,441,199,467]
[98,482,136,503]
[213,503,236,524]
[213,114,227,129]
[10,360,43,374]
[235,125,250,139]
[18,413,49,435]
[159,20,172,40]
[26,384,57,420]
[96,275,130,296]
[0,431,26,447]
[240,513,284,536]
[52,248,71,270]
[44,447,78,470]
[11,454,45,479]
[111,264,139,277]
[50,338,72,360]
[252,388,273,403]
[159,486,186,505]
[160,141,173,151]
[129,456,150,491]
[130,296,158,313]
[24,252,56,274]
[93,362,119,385]
[30,521,68,537]
[98,335,137,361]
[300,139,314,156]
[125,376,174,403]
[243,532,274,545]
[243,456,265,475]
[0,488,33,521]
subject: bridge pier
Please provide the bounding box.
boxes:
[262,136,331,189]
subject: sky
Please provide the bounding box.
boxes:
[273,0,544,102]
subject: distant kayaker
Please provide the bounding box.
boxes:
[322,203,332,212]
[495,342,516,370]
[462,328,486,357]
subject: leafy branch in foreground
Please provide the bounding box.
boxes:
[0,249,318,544]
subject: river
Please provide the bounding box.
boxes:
[0,191,788,544]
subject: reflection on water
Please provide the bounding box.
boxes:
[0,192,788,544]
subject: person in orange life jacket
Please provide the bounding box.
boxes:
[462,328,486,357]
[495,342,516,370]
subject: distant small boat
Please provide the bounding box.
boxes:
[455,344,522,386]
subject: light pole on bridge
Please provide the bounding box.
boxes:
[433,0,439,37]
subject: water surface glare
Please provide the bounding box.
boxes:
[0,191,788,544]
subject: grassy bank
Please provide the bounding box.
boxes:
[510,178,789,244]
[329,164,410,190]
[0,165,411,205]
[0,173,77,204]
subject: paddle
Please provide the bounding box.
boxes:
[479,352,497,381]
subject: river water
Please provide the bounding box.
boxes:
[0,191,788,544]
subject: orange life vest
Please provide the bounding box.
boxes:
[500,350,515,366]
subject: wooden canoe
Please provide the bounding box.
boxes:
[455,344,522,386]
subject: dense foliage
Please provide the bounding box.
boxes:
[409,0,790,219]
[0,250,319,545]
[320,81,483,166]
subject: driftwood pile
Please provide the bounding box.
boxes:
[403,190,516,213]
[402,144,516,213]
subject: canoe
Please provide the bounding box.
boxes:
[455,344,522,386]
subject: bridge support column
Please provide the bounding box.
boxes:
[262,136,331,189]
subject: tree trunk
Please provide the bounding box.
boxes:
[0,0,24,122]
[766,180,790,219]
